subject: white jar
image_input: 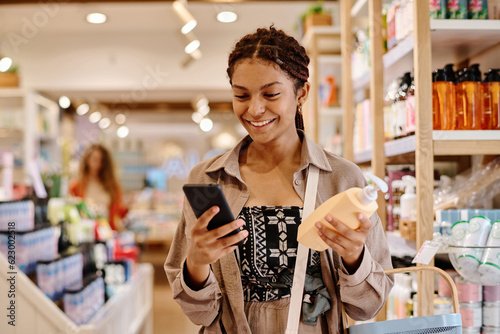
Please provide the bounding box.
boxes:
[478,222,500,285]
[458,216,493,278]
[482,326,500,334]
[460,302,483,329]
[482,301,500,327]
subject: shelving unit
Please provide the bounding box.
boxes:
[302,26,343,154]
[340,0,500,318]
[0,88,60,186]
[0,253,153,334]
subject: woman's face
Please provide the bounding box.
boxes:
[231,59,308,145]
[87,149,103,176]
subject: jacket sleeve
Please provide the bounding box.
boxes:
[164,201,223,327]
[337,213,394,320]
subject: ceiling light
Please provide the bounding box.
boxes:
[86,13,107,24]
[0,57,13,72]
[198,105,210,116]
[117,125,129,138]
[191,111,203,124]
[172,1,197,34]
[184,39,200,55]
[115,113,126,125]
[217,11,237,23]
[98,118,111,129]
[59,96,71,109]
[195,96,208,109]
[76,103,90,115]
[190,49,202,60]
[89,111,102,123]
[200,118,213,132]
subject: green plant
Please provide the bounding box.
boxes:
[301,1,331,21]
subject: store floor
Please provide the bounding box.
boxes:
[141,243,199,334]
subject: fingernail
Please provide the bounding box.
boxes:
[212,207,219,213]
[325,215,332,222]
[358,213,363,220]
[242,230,249,237]
[238,220,244,227]
[315,222,322,229]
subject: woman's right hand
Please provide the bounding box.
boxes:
[185,206,248,290]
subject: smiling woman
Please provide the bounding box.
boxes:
[165,25,394,334]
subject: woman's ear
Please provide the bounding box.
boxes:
[297,82,311,106]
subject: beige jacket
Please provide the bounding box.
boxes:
[165,131,394,333]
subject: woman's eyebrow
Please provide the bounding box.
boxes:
[231,81,284,91]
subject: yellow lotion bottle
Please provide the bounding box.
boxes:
[298,173,388,251]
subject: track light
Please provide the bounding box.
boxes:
[172,1,197,35]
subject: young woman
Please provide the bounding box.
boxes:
[69,143,128,232]
[165,26,393,333]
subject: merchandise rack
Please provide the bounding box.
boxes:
[340,0,500,318]
[0,253,153,334]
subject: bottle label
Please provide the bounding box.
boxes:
[412,240,440,265]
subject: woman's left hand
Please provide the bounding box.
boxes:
[315,213,372,273]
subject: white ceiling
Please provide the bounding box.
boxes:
[0,1,340,104]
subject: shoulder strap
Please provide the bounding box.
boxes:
[285,164,320,334]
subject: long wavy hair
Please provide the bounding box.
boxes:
[77,143,119,202]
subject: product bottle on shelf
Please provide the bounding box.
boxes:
[463,64,484,130]
[485,68,500,130]
[435,64,457,130]
[405,76,416,135]
[483,70,493,130]
[385,79,400,138]
[456,68,467,130]
[395,72,412,137]
[432,71,441,130]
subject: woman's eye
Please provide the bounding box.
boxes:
[234,94,248,99]
[264,93,280,98]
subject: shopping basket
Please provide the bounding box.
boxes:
[343,266,462,334]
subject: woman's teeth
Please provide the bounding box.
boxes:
[249,119,273,127]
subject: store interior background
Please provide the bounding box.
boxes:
[0,1,340,333]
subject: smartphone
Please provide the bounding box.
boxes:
[182,184,244,243]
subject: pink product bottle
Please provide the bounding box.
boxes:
[459,302,482,329]
[455,276,483,303]
[483,285,500,302]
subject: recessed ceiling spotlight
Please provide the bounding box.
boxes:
[0,57,13,72]
[76,103,90,115]
[117,125,130,138]
[89,111,102,123]
[185,39,200,54]
[59,96,71,109]
[217,11,237,23]
[86,13,107,24]
[200,118,213,132]
[172,1,197,34]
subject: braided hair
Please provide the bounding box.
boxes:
[227,26,310,131]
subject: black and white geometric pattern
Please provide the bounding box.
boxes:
[236,206,322,302]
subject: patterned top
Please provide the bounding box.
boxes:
[235,206,322,302]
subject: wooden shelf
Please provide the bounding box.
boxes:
[320,106,343,117]
[302,26,342,54]
[0,88,25,98]
[351,0,368,17]
[383,34,414,69]
[352,71,371,91]
[318,55,342,64]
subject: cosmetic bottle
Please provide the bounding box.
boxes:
[432,71,441,130]
[486,68,500,130]
[456,68,467,130]
[298,173,388,252]
[483,70,493,129]
[405,76,416,135]
[435,65,457,130]
[395,72,412,137]
[463,64,484,130]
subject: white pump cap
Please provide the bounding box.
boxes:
[358,172,389,205]
[402,175,416,194]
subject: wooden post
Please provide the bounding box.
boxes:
[413,0,435,317]
[340,0,354,162]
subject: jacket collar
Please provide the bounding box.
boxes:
[205,130,332,180]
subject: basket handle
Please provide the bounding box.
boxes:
[341,265,460,333]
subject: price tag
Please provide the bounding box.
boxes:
[412,240,440,265]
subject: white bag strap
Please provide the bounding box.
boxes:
[285,164,320,334]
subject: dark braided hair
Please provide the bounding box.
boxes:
[227,26,310,130]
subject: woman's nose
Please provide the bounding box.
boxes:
[248,97,265,116]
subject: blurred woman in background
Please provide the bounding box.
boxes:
[69,143,128,232]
